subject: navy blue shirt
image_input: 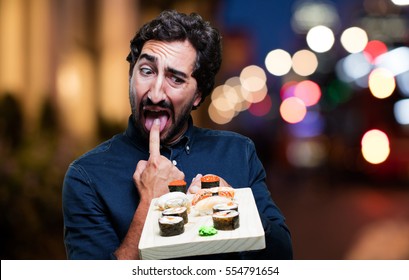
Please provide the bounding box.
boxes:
[62,116,293,259]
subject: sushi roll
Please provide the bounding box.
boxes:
[212,210,240,230]
[162,206,188,224]
[158,216,184,237]
[213,201,239,213]
[168,179,187,193]
[201,175,220,189]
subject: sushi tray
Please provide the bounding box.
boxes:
[138,187,265,260]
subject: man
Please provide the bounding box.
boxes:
[63,10,292,260]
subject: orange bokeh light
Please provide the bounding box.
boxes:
[279,97,307,124]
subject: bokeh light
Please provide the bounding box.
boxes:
[208,102,235,125]
[375,46,409,76]
[325,79,354,109]
[294,80,321,107]
[265,49,292,76]
[286,139,327,168]
[57,63,81,99]
[248,94,272,117]
[224,76,251,111]
[239,65,267,92]
[393,99,409,125]
[363,40,388,63]
[280,96,307,124]
[361,129,390,164]
[396,71,409,97]
[368,68,396,99]
[291,1,340,34]
[336,52,372,84]
[288,111,325,138]
[211,85,238,112]
[233,86,252,112]
[280,81,297,100]
[391,0,409,5]
[306,25,335,53]
[292,49,318,76]
[243,84,268,103]
[340,27,368,53]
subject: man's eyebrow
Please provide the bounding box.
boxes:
[139,52,189,79]
[139,53,156,63]
[167,67,188,79]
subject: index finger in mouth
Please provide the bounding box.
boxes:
[149,118,161,158]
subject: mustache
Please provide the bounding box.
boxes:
[141,97,173,111]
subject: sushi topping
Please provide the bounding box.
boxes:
[214,202,237,208]
[163,207,186,214]
[213,210,239,217]
[201,175,220,183]
[191,187,235,205]
[168,179,187,186]
[159,216,183,224]
[155,192,190,211]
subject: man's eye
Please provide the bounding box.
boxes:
[170,76,185,85]
[140,67,153,75]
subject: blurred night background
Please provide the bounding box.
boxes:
[1,0,409,260]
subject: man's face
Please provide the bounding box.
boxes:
[129,40,201,145]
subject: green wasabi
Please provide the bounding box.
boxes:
[198,226,218,236]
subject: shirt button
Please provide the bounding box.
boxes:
[172,160,177,166]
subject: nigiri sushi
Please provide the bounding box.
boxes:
[194,195,232,216]
[168,179,187,193]
[200,175,220,189]
[191,186,235,206]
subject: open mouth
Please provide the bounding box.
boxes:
[143,107,171,132]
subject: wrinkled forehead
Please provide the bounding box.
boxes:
[139,40,197,74]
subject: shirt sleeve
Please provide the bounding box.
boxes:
[62,163,119,259]
[240,139,293,259]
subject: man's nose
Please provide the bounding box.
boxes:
[148,77,166,104]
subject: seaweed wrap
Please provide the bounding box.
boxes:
[162,206,188,224]
[158,216,184,237]
[212,210,240,230]
[168,179,187,193]
[201,175,220,189]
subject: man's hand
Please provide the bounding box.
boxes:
[115,119,184,260]
[133,118,185,201]
[187,173,231,194]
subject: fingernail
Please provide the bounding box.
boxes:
[192,174,201,182]
[154,118,160,125]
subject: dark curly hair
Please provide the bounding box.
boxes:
[126,10,222,109]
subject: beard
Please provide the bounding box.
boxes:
[129,90,195,146]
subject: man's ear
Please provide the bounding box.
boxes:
[193,92,202,107]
